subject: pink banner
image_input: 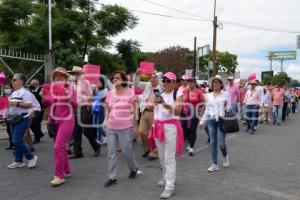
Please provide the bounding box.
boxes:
[0,96,8,110]
[42,83,51,98]
[140,62,155,74]
[83,64,101,84]
[0,72,6,85]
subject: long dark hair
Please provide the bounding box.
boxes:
[98,77,105,90]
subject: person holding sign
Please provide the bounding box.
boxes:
[42,67,77,186]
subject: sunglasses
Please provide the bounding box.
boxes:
[188,79,196,82]
[162,78,172,84]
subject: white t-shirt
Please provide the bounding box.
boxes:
[29,93,41,113]
[154,89,183,121]
[9,87,32,118]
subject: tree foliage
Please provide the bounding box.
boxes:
[0,0,138,76]
[271,72,291,86]
[199,51,238,75]
[145,46,193,75]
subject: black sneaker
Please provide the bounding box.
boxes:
[69,153,83,159]
[94,146,101,157]
[142,151,150,158]
[104,179,117,187]
[129,168,138,179]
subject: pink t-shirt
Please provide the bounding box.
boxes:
[105,88,136,130]
[272,88,285,106]
[226,84,240,104]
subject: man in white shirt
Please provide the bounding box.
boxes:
[7,73,38,169]
[133,69,162,160]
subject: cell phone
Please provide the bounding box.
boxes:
[153,89,160,98]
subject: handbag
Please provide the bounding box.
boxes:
[47,120,56,138]
[219,114,240,134]
[6,114,23,124]
[47,103,57,138]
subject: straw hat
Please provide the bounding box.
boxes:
[68,66,83,74]
[52,67,69,80]
[208,75,226,89]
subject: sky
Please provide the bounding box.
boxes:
[98,0,300,80]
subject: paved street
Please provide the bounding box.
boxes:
[0,113,300,200]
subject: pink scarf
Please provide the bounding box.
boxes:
[148,119,184,157]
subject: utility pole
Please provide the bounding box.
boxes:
[193,37,197,78]
[45,0,54,82]
[212,0,218,77]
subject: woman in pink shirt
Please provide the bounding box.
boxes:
[43,67,77,186]
[104,70,139,187]
[243,80,261,134]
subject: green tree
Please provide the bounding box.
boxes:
[199,51,238,76]
[116,39,141,73]
[271,72,291,86]
[0,0,138,76]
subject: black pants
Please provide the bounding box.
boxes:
[5,119,13,148]
[182,115,199,148]
[73,105,99,155]
[282,102,288,122]
[30,110,44,140]
[292,102,296,113]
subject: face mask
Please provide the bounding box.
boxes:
[69,75,76,82]
[4,89,12,95]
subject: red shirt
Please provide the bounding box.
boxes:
[183,88,204,108]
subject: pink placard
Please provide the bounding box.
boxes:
[53,83,65,96]
[140,62,155,74]
[83,64,101,84]
[0,72,6,85]
[42,83,51,98]
[134,86,144,95]
[0,96,8,110]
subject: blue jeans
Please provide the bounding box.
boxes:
[93,112,105,142]
[11,117,34,162]
[230,104,239,117]
[245,105,259,131]
[272,105,283,124]
[207,119,228,165]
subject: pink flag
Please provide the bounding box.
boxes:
[83,64,101,84]
[134,86,144,95]
[0,96,8,110]
[140,62,155,74]
[0,72,6,85]
[42,83,51,98]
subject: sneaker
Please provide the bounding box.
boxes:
[102,137,107,145]
[64,173,72,178]
[50,176,66,186]
[129,168,138,179]
[7,162,25,169]
[189,148,194,156]
[157,178,166,187]
[160,189,174,199]
[207,164,220,172]
[104,179,117,187]
[223,155,230,168]
[28,155,38,168]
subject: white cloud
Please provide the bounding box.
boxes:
[99,0,300,79]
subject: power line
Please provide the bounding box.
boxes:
[91,0,300,34]
[142,0,210,20]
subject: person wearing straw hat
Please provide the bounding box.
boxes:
[243,79,262,134]
[69,66,100,159]
[42,67,77,186]
[199,75,231,172]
